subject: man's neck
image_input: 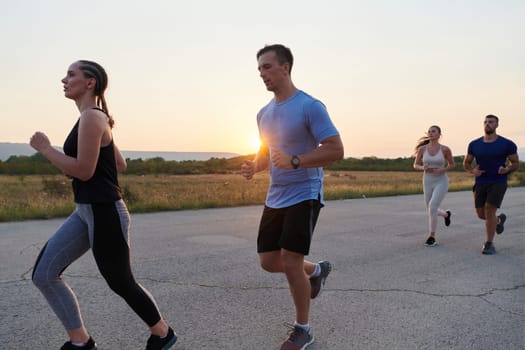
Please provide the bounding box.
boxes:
[483,133,498,142]
[274,84,297,103]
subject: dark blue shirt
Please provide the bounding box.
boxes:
[467,136,517,184]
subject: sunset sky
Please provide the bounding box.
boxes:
[1,0,523,159]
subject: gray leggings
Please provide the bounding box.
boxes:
[423,173,449,233]
[32,200,162,330]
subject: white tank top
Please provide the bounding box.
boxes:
[422,145,445,169]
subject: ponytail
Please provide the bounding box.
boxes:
[413,137,430,156]
[78,60,115,128]
[413,125,442,156]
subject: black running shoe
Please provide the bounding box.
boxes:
[310,261,332,299]
[445,210,451,227]
[60,337,97,350]
[425,236,437,246]
[482,242,496,255]
[496,213,506,234]
[146,327,177,350]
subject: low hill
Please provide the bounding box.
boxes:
[0,142,238,161]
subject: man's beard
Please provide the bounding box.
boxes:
[485,128,495,135]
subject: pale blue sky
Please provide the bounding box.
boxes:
[1,0,523,158]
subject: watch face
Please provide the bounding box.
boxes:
[291,156,300,168]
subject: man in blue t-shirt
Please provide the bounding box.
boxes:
[241,44,344,350]
[463,114,519,255]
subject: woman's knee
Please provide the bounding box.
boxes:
[428,204,439,215]
[31,270,44,287]
[32,248,52,287]
[105,277,135,296]
[32,266,52,289]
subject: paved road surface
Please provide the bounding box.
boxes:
[1,188,524,349]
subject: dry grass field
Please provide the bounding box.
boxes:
[0,171,521,222]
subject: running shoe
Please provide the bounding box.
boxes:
[425,236,437,246]
[496,213,506,234]
[280,326,314,350]
[445,210,452,227]
[60,337,97,350]
[310,261,332,299]
[482,242,496,255]
[146,327,177,350]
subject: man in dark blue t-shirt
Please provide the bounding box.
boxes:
[463,114,519,255]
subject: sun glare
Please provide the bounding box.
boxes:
[251,136,261,152]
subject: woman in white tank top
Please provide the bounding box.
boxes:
[413,125,455,246]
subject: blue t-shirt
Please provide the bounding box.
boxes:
[467,136,517,184]
[257,90,340,208]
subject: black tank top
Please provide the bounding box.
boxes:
[63,113,122,203]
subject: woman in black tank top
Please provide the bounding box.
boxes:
[30,60,177,350]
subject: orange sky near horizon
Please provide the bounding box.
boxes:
[1,1,523,159]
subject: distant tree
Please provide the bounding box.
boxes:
[0,153,521,176]
[1,154,58,174]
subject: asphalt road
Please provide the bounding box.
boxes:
[1,187,524,349]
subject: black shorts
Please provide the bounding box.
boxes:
[473,182,507,208]
[257,199,322,256]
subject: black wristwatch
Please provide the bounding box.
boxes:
[291,155,300,169]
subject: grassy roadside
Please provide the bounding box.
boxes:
[0,171,523,222]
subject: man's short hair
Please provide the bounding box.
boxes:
[485,114,499,122]
[256,44,294,74]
